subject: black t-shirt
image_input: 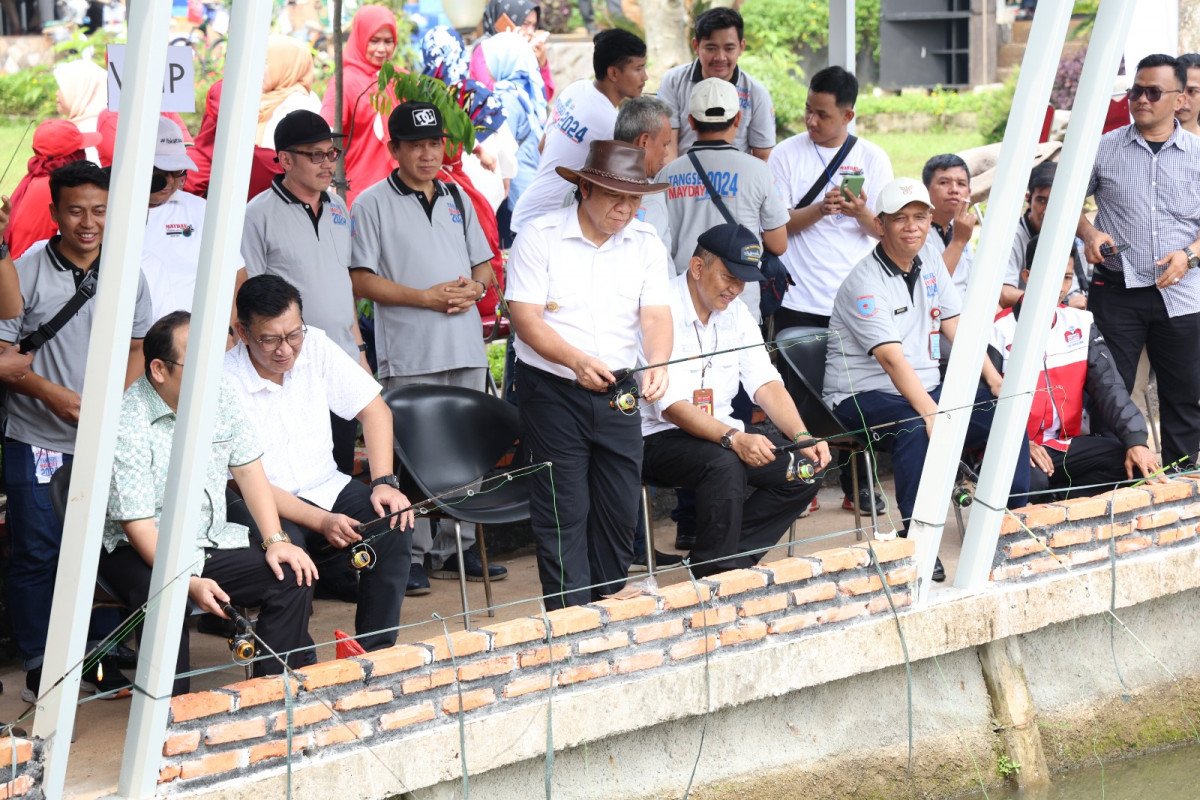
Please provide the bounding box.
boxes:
[1146,139,1167,154]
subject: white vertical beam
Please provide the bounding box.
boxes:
[954,0,1138,589]
[116,3,272,797]
[828,0,856,74]
[904,3,1074,601]
[32,4,172,799]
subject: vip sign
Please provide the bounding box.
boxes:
[106,45,196,113]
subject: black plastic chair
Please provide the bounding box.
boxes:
[383,384,530,629]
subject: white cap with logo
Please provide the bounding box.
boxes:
[876,177,933,215]
[688,77,740,124]
[154,116,197,172]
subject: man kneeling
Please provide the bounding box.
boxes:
[641,223,830,578]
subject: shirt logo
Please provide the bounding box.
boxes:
[165,224,194,238]
[924,275,938,298]
[1064,327,1083,345]
[330,209,347,226]
[856,296,877,318]
[413,108,438,127]
[741,244,762,264]
[447,203,463,225]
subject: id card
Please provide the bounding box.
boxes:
[929,332,941,360]
[693,388,714,416]
[33,447,63,485]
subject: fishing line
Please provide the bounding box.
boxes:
[0,118,35,188]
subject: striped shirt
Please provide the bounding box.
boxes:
[1087,122,1200,317]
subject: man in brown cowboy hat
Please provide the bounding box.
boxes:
[507,139,674,608]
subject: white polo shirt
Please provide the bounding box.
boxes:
[920,221,974,296]
[223,326,382,510]
[506,204,671,380]
[641,272,780,436]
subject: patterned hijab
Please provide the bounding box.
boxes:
[481,0,539,36]
[418,26,470,85]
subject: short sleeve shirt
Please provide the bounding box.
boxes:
[241,176,359,360]
[506,205,671,379]
[0,239,154,453]
[657,61,776,154]
[823,245,961,408]
[921,221,974,296]
[350,173,493,378]
[104,376,261,575]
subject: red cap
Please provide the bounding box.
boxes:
[32,119,102,158]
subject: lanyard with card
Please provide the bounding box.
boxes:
[33,446,64,485]
[692,322,717,416]
[929,307,942,360]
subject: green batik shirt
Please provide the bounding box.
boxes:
[104,375,263,576]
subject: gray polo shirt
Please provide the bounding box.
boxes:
[350,172,493,378]
[823,245,961,409]
[0,239,153,453]
[657,61,776,154]
[241,176,358,361]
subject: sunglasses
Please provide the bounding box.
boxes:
[1126,84,1182,103]
[153,168,187,179]
[286,148,343,165]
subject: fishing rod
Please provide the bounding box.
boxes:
[0,118,35,189]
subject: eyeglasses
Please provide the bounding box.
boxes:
[286,148,343,164]
[254,326,307,353]
[1126,85,1182,103]
[153,168,187,179]
[160,359,184,368]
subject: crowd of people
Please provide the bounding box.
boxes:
[0,3,1194,697]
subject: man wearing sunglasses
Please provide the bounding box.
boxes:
[1079,53,1200,474]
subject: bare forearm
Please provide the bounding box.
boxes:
[875,347,937,417]
[754,381,805,439]
[470,262,495,291]
[785,204,823,235]
[0,256,21,319]
[357,395,394,479]
[351,269,428,308]
[662,401,733,443]
[119,518,160,566]
[272,485,328,530]
[942,240,966,272]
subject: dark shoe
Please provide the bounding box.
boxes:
[932,557,946,583]
[406,562,432,596]
[81,656,132,699]
[842,488,886,515]
[22,667,40,703]
[629,550,686,573]
[112,643,138,670]
[432,551,508,582]
[674,532,696,550]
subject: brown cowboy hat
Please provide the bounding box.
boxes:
[555,140,670,195]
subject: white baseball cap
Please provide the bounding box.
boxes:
[876,177,933,215]
[154,116,197,172]
[688,77,740,123]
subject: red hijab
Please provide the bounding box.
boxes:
[439,144,503,317]
[183,80,282,200]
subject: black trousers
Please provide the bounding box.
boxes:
[330,412,358,477]
[1029,435,1129,499]
[1089,280,1200,466]
[643,428,821,578]
[98,533,317,697]
[516,362,641,609]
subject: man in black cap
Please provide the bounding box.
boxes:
[639,223,829,577]
[350,101,505,593]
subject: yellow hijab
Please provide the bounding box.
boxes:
[257,36,315,146]
[54,60,107,127]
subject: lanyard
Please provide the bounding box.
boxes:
[694,320,718,389]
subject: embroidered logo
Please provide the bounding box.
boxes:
[330,210,347,226]
[856,296,877,318]
[1064,327,1083,345]
[447,203,463,224]
[164,224,194,238]
[413,108,438,127]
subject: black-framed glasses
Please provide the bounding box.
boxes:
[254,326,307,353]
[153,168,187,179]
[160,359,184,368]
[1126,85,1182,103]
[286,148,343,164]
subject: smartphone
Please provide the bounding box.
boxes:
[840,174,865,201]
[1100,242,1130,258]
[493,12,517,32]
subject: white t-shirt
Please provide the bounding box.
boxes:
[769,133,893,316]
[509,80,617,233]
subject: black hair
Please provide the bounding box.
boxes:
[808,66,858,108]
[236,274,304,327]
[1136,53,1188,91]
[593,29,646,81]
[1024,233,1081,277]
[690,244,719,266]
[144,310,190,379]
[1178,53,1200,72]
[1027,161,1056,194]
[694,7,743,42]
[921,154,971,187]
[49,160,109,206]
[692,116,737,134]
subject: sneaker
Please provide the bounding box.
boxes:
[80,656,132,699]
[406,562,432,596]
[431,551,508,582]
[798,497,819,519]
[842,488,886,515]
[22,668,40,704]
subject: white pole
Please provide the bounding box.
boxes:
[32,4,172,799]
[954,0,1138,590]
[116,3,272,796]
[904,3,1073,601]
[828,0,856,75]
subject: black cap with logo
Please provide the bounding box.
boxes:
[387,101,447,142]
[696,223,765,282]
[274,109,345,153]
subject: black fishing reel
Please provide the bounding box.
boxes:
[348,541,377,571]
[785,452,818,484]
[222,603,256,664]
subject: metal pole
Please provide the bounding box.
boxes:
[828,0,856,75]
[116,3,272,796]
[32,4,171,799]
[903,3,1074,602]
[954,0,1138,590]
[333,0,346,192]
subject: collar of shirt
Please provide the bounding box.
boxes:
[271,174,331,208]
[687,141,738,153]
[226,341,307,396]
[132,374,176,426]
[386,170,448,198]
[872,243,923,299]
[46,235,98,285]
[1122,118,1194,153]
[560,201,637,248]
[689,59,741,85]
[931,220,953,246]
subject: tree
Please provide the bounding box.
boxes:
[639,0,691,83]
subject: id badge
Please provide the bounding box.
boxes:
[693,388,714,416]
[33,447,64,485]
[929,332,942,360]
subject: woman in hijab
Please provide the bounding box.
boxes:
[469,0,554,101]
[258,35,322,148]
[319,4,398,205]
[53,59,107,163]
[183,80,282,200]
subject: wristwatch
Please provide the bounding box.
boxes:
[371,474,400,490]
[719,428,738,449]
[261,531,291,550]
[0,240,9,261]
[1185,246,1199,270]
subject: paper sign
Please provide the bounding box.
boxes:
[106,44,196,113]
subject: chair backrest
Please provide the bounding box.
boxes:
[775,326,861,447]
[383,384,520,497]
[49,461,72,523]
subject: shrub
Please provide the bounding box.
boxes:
[0,65,57,120]
[1052,47,1087,110]
[738,51,806,137]
[977,67,1019,144]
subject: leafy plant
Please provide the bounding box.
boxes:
[738,51,806,136]
[0,65,57,119]
[997,754,1022,778]
[977,67,1019,144]
[487,341,506,387]
[739,0,881,64]
[1052,47,1087,109]
[376,66,477,158]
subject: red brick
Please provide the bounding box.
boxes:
[613,651,664,675]
[0,776,33,798]
[1052,495,1110,521]
[401,667,456,694]
[1027,556,1065,575]
[334,688,394,712]
[545,606,603,636]
[1109,488,1152,513]
[576,632,629,655]
[1177,502,1200,520]
[424,630,490,662]
[355,645,428,678]
[1116,536,1153,554]
[708,569,768,596]
[1048,527,1094,548]
[837,574,883,596]
[272,702,333,732]
[867,593,911,614]
[170,691,234,723]
[591,596,658,621]
[767,613,820,634]
[162,731,200,757]
[1004,535,1047,559]
[248,735,311,764]
[1137,510,1181,530]
[297,660,364,689]
[689,605,737,629]
[1158,526,1198,546]
[759,557,815,584]
[1069,547,1111,566]
[225,676,299,708]
[989,564,1024,582]
[312,720,372,748]
[719,621,768,646]
[503,673,552,698]
[1145,479,1194,503]
[739,592,788,617]
[855,538,915,563]
[557,662,611,686]
[204,717,267,745]
[817,603,867,624]
[669,635,719,661]
[0,738,32,764]
[442,688,496,714]
[1097,520,1137,540]
[1021,504,1068,528]
[180,751,245,780]
[634,619,685,643]
[812,547,868,573]
[791,582,837,606]
[518,644,570,667]
[480,617,546,648]
[1000,513,1026,535]
[886,565,918,586]
[379,702,436,730]
[158,766,181,785]
[656,582,712,609]
[457,655,516,681]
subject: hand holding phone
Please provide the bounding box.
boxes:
[840,174,865,202]
[1100,242,1130,258]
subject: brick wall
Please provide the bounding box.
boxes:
[157,539,916,791]
[0,736,42,799]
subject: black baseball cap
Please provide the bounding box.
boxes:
[274,110,345,153]
[697,223,764,282]
[388,101,446,142]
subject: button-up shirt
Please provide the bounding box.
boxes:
[1087,121,1200,317]
[105,375,261,576]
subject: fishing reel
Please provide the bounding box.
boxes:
[785,452,818,485]
[952,481,975,508]
[221,603,256,664]
[609,384,641,415]
[348,541,377,571]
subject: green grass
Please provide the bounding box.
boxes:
[867,129,986,182]
[0,118,37,200]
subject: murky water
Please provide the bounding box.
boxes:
[958,744,1200,799]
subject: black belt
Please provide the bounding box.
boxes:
[1092,265,1126,288]
[516,361,633,393]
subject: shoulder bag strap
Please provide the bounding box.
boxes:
[19,267,100,353]
[794,134,858,210]
[687,151,736,225]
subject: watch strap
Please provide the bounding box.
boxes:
[261,531,291,550]
[371,474,400,489]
